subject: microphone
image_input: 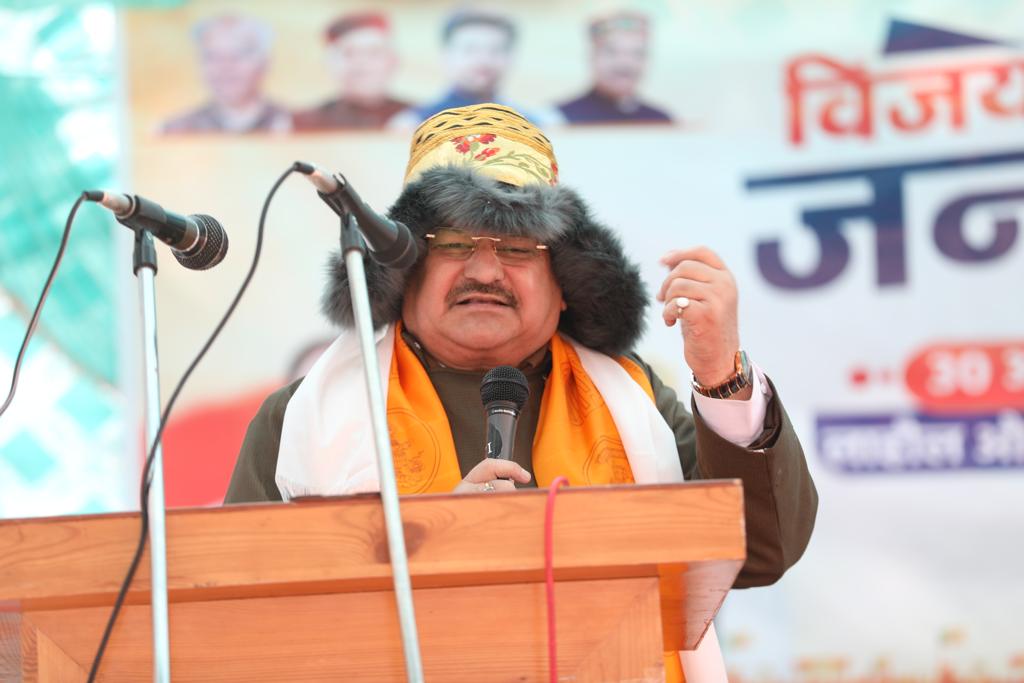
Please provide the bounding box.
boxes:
[295,161,420,269]
[480,366,530,464]
[85,191,228,270]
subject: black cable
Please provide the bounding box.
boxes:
[0,193,87,418]
[86,164,301,681]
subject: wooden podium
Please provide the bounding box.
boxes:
[0,481,745,682]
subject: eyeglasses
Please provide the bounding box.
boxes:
[424,227,549,264]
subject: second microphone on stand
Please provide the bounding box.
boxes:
[296,161,420,269]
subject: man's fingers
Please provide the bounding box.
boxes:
[454,474,523,494]
[656,258,722,302]
[464,457,532,484]
[659,246,726,272]
[662,296,709,327]
[496,460,533,483]
[660,277,711,306]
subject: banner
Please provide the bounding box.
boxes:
[120,1,1024,679]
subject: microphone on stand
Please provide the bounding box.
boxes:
[480,366,530,468]
[85,191,228,270]
[295,161,420,269]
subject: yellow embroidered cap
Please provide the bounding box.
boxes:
[404,103,559,188]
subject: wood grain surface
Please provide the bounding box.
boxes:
[22,578,665,682]
[0,612,20,682]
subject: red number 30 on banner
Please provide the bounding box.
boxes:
[905,342,1024,411]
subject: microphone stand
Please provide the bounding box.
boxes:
[340,213,424,682]
[132,230,172,683]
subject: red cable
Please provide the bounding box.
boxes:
[544,476,569,683]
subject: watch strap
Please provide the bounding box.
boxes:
[692,350,751,399]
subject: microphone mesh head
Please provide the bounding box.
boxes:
[480,366,529,410]
[174,214,228,270]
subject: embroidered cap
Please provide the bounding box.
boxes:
[403,103,559,188]
[324,11,390,44]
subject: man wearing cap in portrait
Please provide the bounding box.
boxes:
[226,103,816,680]
[293,11,410,131]
[389,10,560,129]
[161,13,291,134]
[559,10,673,125]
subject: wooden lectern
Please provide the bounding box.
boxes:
[0,481,745,682]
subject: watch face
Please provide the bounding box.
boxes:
[737,350,751,381]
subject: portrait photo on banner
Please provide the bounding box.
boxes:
[136,2,682,136]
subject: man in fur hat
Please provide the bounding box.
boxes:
[226,103,816,588]
[227,102,815,679]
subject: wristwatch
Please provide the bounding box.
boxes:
[692,350,752,399]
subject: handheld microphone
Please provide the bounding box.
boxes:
[295,161,420,269]
[480,366,530,464]
[85,190,228,270]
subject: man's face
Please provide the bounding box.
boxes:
[443,24,513,95]
[198,23,268,107]
[326,26,397,102]
[591,29,649,99]
[402,233,564,370]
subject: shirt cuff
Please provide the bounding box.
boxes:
[691,361,772,448]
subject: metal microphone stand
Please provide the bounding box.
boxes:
[340,214,424,682]
[132,229,172,683]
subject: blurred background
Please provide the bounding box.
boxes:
[1,0,1022,680]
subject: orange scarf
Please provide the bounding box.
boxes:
[384,325,656,493]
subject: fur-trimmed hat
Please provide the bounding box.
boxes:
[322,103,647,356]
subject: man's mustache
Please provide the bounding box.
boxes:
[445,282,518,308]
